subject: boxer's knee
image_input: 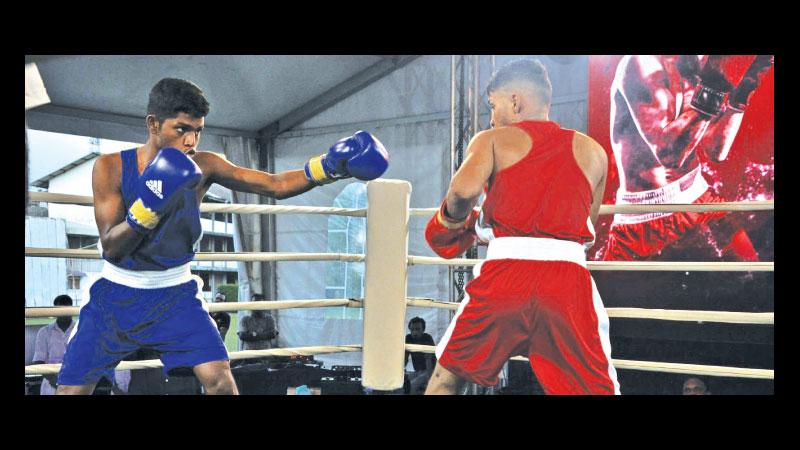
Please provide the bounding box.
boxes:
[194,360,239,395]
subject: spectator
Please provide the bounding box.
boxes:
[238,293,278,351]
[683,377,711,395]
[210,291,231,341]
[404,317,436,394]
[31,295,76,395]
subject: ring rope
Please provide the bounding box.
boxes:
[26,343,773,380]
[24,247,772,272]
[26,299,772,325]
[27,192,368,217]
[407,256,774,272]
[24,345,364,375]
[25,299,367,318]
[405,298,773,325]
[28,192,772,216]
[24,247,365,263]
[404,345,773,379]
[410,201,773,216]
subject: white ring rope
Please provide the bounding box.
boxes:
[28,192,368,217]
[25,299,366,318]
[24,247,365,263]
[405,298,773,325]
[27,298,772,325]
[28,192,772,216]
[404,345,773,380]
[24,247,772,272]
[24,345,364,375]
[410,202,774,216]
[407,256,774,272]
[26,342,773,380]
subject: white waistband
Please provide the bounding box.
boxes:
[101,261,195,289]
[613,167,709,224]
[485,237,586,268]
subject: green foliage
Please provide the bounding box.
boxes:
[216,284,238,302]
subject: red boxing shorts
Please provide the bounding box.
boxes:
[436,237,620,395]
[602,167,728,261]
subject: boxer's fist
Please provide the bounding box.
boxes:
[729,55,774,111]
[127,147,202,234]
[304,131,389,185]
[691,55,736,117]
[425,201,481,259]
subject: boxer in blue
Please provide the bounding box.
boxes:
[56,78,389,394]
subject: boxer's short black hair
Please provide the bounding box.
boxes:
[148,78,210,122]
[409,316,426,330]
[487,59,552,106]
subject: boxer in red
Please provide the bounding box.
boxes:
[424,59,619,395]
[600,55,772,262]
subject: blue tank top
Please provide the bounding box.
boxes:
[106,149,202,270]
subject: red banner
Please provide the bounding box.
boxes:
[586,55,773,261]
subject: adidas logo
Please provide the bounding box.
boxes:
[146,180,163,199]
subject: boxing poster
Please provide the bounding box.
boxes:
[586,55,774,262]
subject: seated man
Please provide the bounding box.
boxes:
[404,317,436,394]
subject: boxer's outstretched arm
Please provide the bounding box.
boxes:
[444,130,495,220]
[196,151,315,200]
[620,55,710,169]
[698,55,773,162]
[92,154,147,261]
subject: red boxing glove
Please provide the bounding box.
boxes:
[425,201,480,259]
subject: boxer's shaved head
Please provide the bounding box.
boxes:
[487,59,552,107]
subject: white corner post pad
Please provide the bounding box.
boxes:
[25,63,50,110]
[362,179,412,391]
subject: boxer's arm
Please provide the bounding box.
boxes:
[573,133,608,230]
[445,130,495,220]
[620,56,710,169]
[195,151,315,200]
[92,154,147,261]
[698,56,772,162]
[588,144,607,231]
[696,109,744,162]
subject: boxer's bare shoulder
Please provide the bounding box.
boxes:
[92,152,124,194]
[572,131,608,189]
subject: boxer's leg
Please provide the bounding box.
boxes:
[425,362,466,395]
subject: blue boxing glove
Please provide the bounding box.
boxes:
[126,147,203,234]
[304,131,389,185]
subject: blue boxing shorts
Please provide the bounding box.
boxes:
[58,262,229,386]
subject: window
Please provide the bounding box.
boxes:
[68,235,98,249]
[68,276,80,290]
[198,272,211,292]
[324,182,367,320]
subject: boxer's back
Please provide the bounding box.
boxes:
[481,120,595,245]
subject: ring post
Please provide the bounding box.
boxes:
[362,179,411,391]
